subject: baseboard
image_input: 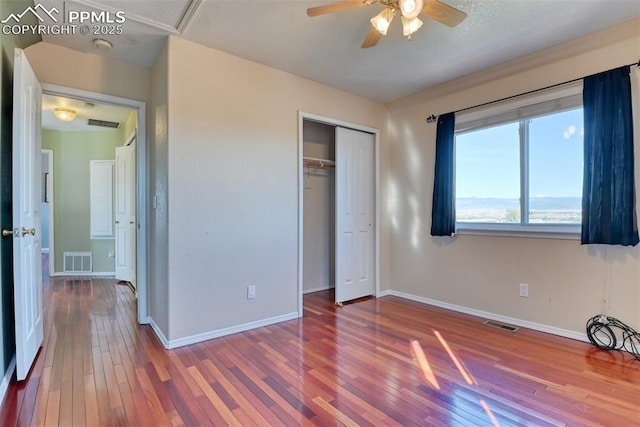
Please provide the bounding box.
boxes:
[51,272,115,277]
[148,317,170,348]
[303,285,333,294]
[387,290,589,343]
[0,356,16,407]
[377,289,392,297]
[151,312,300,350]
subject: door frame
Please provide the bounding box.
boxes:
[41,149,54,276]
[297,111,380,316]
[42,83,149,324]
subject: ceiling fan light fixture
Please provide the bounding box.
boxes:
[401,16,423,37]
[370,7,395,35]
[54,107,76,122]
[399,0,424,19]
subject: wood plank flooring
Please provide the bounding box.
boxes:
[0,276,638,426]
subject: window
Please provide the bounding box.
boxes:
[454,83,583,235]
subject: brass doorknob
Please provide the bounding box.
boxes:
[21,227,36,237]
[2,229,13,237]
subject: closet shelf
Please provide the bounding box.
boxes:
[303,156,335,168]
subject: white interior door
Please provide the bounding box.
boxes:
[12,48,43,381]
[335,127,374,303]
[115,140,136,288]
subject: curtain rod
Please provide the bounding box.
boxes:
[425,59,640,123]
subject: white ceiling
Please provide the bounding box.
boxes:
[42,94,134,131]
[36,0,640,103]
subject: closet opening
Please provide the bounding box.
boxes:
[298,113,380,313]
[302,120,336,296]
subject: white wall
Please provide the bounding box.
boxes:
[164,36,388,341]
[149,40,169,335]
[25,42,150,103]
[386,19,640,335]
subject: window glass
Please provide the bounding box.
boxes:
[528,108,583,224]
[455,101,583,231]
[456,122,520,223]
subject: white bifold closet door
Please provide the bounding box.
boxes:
[335,127,375,304]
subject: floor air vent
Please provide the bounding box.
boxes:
[483,320,519,333]
[88,118,120,129]
[63,252,92,274]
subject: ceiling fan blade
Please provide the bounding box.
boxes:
[421,0,467,27]
[361,26,383,48]
[307,0,365,17]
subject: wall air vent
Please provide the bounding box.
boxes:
[483,320,520,333]
[87,118,120,129]
[63,252,92,274]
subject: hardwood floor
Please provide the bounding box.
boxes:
[1,277,638,426]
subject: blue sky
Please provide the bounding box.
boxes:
[455,108,583,199]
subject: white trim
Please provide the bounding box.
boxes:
[124,130,136,147]
[70,0,201,34]
[297,111,380,316]
[148,317,170,348]
[152,312,299,350]
[455,82,583,133]
[176,0,202,33]
[455,224,580,240]
[70,0,180,34]
[41,149,54,275]
[376,289,392,297]
[41,248,49,254]
[41,83,148,325]
[0,356,16,407]
[51,272,115,277]
[299,112,379,135]
[387,290,589,342]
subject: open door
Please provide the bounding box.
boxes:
[335,127,374,304]
[115,137,136,289]
[12,48,43,381]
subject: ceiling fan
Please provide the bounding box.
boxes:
[307,0,467,48]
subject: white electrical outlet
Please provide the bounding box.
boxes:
[247,285,256,299]
[519,283,529,298]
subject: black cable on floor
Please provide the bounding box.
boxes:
[586,315,640,360]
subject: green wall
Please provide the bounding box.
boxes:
[42,129,124,273]
[0,0,42,389]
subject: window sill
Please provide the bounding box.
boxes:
[455,223,580,240]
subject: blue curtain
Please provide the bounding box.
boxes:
[582,66,639,246]
[431,112,456,236]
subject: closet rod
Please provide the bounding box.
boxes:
[304,160,335,169]
[303,156,335,168]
